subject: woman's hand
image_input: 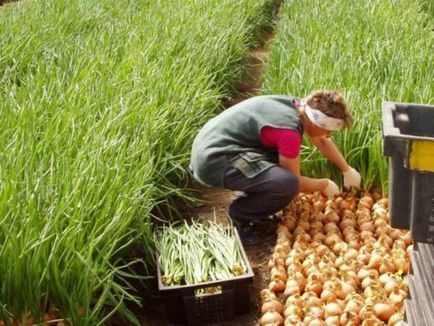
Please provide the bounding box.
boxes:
[342,167,361,189]
[321,179,340,198]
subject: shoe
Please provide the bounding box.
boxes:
[251,214,281,227]
[232,217,261,245]
[232,191,247,200]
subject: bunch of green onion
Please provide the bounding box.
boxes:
[156,221,247,287]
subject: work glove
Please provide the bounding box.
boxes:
[322,179,340,198]
[343,167,361,189]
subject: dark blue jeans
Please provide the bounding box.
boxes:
[223,165,299,221]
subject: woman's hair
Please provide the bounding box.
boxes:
[305,90,353,129]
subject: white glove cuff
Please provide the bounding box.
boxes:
[343,167,354,176]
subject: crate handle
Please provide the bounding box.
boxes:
[194,285,222,298]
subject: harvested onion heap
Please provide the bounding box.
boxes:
[260,192,412,326]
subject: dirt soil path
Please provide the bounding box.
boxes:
[139,30,277,326]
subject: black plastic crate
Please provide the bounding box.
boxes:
[156,228,254,325]
[382,101,434,242]
[404,296,417,325]
[405,274,434,326]
[415,242,434,270]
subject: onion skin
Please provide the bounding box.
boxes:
[283,305,302,318]
[305,296,323,308]
[309,318,326,326]
[345,299,363,315]
[282,285,300,298]
[320,289,337,303]
[387,312,403,325]
[340,311,361,326]
[389,288,406,309]
[324,302,343,317]
[305,280,322,296]
[325,315,340,325]
[260,289,277,302]
[373,303,396,322]
[269,279,286,293]
[285,294,302,308]
[260,310,284,326]
[284,313,301,325]
[261,299,284,315]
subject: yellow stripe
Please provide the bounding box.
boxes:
[409,141,434,172]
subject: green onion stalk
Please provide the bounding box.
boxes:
[156,221,248,287]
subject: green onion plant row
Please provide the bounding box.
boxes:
[262,0,433,192]
[0,0,279,324]
[156,221,247,287]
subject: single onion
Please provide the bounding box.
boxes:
[325,315,340,326]
[312,232,326,242]
[344,248,359,261]
[260,289,277,302]
[358,304,374,320]
[361,277,378,290]
[334,256,346,269]
[360,230,374,239]
[304,280,322,296]
[340,310,361,326]
[389,288,406,309]
[304,305,324,319]
[285,294,302,308]
[357,253,370,265]
[324,302,343,317]
[379,260,396,274]
[271,269,288,283]
[339,263,356,274]
[305,296,323,308]
[260,310,284,326]
[368,252,383,269]
[342,271,359,287]
[269,279,285,293]
[320,289,337,303]
[307,318,326,326]
[282,285,300,298]
[387,311,403,326]
[324,222,339,233]
[284,313,301,325]
[339,282,356,300]
[388,228,401,241]
[283,304,303,318]
[323,211,340,224]
[373,303,396,322]
[333,242,348,255]
[402,231,412,246]
[384,278,399,295]
[344,299,363,314]
[261,299,284,315]
[340,218,356,230]
[348,239,362,250]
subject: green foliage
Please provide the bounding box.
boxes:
[0,0,278,324]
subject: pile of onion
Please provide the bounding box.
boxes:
[260,192,411,326]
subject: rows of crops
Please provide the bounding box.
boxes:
[262,0,434,192]
[1,0,433,324]
[0,0,280,324]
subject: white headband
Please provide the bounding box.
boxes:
[304,103,344,131]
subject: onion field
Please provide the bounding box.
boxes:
[1,0,433,324]
[0,0,279,324]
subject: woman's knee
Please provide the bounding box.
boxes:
[273,170,299,198]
